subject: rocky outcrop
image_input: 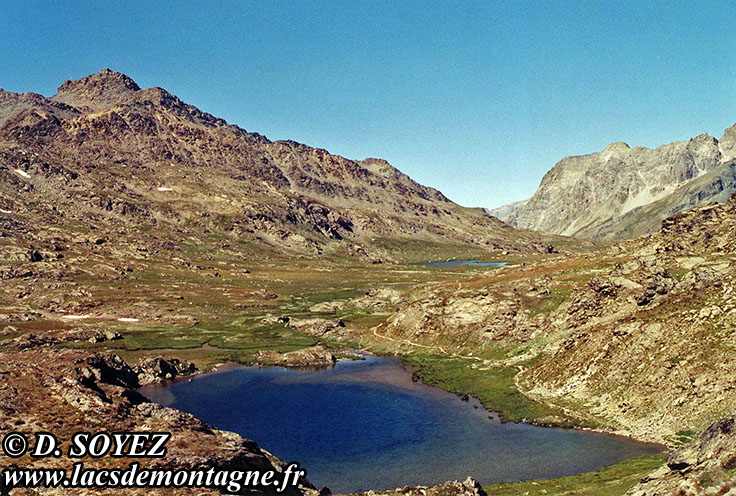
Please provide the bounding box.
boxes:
[0,348,318,495]
[497,129,736,239]
[286,317,349,338]
[307,288,408,315]
[518,199,736,441]
[0,69,568,265]
[628,416,736,495]
[134,356,197,385]
[256,345,338,368]
[645,191,736,255]
[0,326,121,349]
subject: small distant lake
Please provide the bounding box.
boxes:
[422,259,507,268]
[140,356,661,493]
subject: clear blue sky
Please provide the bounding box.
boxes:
[2,1,736,208]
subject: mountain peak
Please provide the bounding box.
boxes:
[603,141,631,152]
[600,141,631,161]
[54,68,140,106]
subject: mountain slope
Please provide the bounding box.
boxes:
[367,193,736,444]
[493,127,736,240]
[590,160,736,239]
[0,69,567,265]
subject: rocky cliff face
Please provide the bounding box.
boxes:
[494,128,736,240]
[0,69,562,263]
[628,416,736,495]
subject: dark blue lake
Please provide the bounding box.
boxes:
[422,259,507,268]
[140,355,661,493]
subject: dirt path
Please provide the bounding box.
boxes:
[371,327,483,362]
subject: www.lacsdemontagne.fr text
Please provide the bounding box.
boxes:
[1,431,305,494]
[2,461,305,493]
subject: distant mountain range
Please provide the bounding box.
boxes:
[489,125,736,239]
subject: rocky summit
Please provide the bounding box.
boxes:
[491,125,736,240]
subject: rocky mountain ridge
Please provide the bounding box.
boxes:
[0,69,566,265]
[490,124,736,240]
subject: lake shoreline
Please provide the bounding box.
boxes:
[140,352,665,493]
[139,347,666,449]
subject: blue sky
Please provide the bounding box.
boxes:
[2,1,735,208]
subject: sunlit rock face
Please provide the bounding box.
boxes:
[496,129,736,240]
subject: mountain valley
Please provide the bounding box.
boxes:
[1,70,735,496]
